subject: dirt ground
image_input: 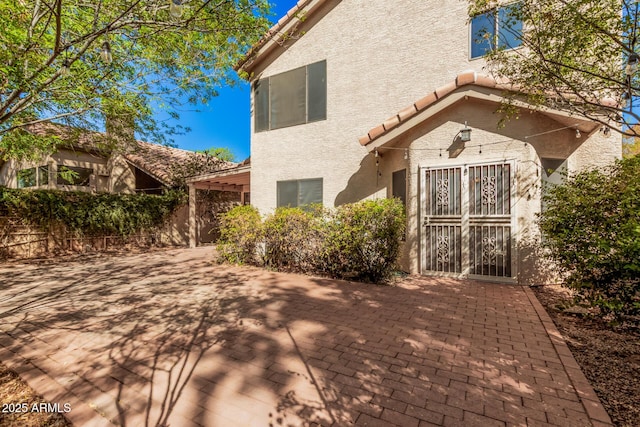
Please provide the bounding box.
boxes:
[0,363,71,427]
[532,284,640,427]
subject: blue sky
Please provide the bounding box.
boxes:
[168,1,298,161]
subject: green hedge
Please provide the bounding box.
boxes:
[0,187,186,237]
[216,198,406,283]
[538,156,640,318]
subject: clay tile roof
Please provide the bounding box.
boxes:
[358,72,516,146]
[21,121,232,186]
[122,141,233,186]
[24,121,107,151]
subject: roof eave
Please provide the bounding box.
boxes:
[236,0,332,78]
[362,87,599,152]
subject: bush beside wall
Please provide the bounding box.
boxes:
[216,198,406,284]
[216,205,262,265]
[0,187,186,237]
[539,156,640,318]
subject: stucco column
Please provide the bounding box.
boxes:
[188,183,196,248]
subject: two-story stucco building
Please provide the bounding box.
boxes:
[190,0,621,284]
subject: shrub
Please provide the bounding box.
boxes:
[216,205,262,265]
[0,187,185,236]
[216,199,406,283]
[538,156,640,318]
[320,198,406,283]
[262,206,325,272]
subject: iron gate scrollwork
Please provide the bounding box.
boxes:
[423,163,513,279]
[424,167,462,273]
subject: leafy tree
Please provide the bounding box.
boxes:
[0,0,271,160]
[197,147,235,162]
[539,156,640,318]
[468,0,638,136]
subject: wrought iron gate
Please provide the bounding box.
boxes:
[421,162,514,280]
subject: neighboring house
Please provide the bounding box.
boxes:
[0,122,234,247]
[0,122,228,194]
[192,0,622,284]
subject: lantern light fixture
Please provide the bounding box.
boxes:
[459,121,472,142]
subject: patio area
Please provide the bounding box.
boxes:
[0,247,612,426]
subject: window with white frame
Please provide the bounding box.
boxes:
[277,178,323,208]
[254,60,327,132]
[470,3,523,59]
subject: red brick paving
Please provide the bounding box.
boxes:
[0,247,612,426]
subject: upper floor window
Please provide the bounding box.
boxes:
[254,60,327,132]
[17,165,48,188]
[470,3,523,59]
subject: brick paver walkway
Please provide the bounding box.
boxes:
[0,247,612,426]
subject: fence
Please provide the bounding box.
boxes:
[1,217,170,260]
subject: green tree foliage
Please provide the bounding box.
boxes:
[538,156,640,318]
[0,187,186,236]
[0,0,271,160]
[196,147,235,162]
[468,0,637,136]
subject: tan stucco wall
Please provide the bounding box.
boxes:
[250,0,486,213]
[248,0,622,283]
[0,150,137,194]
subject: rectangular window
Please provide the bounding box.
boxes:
[255,60,327,132]
[277,178,323,208]
[57,165,93,186]
[470,3,522,59]
[392,169,407,207]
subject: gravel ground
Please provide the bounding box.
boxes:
[532,284,640,427]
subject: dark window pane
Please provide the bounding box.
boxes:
[254,78,269,132]
[307,60,327,122]
[392,169,407,207]
[38,165,49,186]
[277,180,299,207]
[57,166,93,186]
[471,11,495,58]
[498,4,523,49]
[17,168,36,188]
[299,178,323,206]
[270,66,306,129]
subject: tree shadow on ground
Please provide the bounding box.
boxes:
[0,248,593,426]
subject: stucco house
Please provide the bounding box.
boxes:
[0,121,230,194]
[189,0,621,284]
[0,122,238,247]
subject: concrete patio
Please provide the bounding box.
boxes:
[0,247,612,426]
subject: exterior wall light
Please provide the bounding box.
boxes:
[459,121,472,142]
